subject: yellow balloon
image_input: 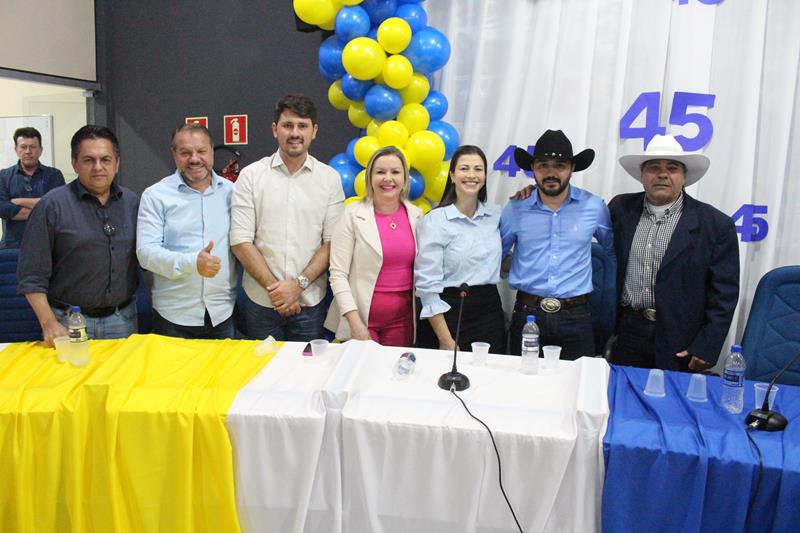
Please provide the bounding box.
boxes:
[397,103,430,135]
[341,0,362,4]
[399,73,430,104]
[354,135,381,167]
[423,161,450,203]
[396,146,409,167]
[377,120,409,148]
[366,119,382,137]
[412,197,432,214]
[406,130,446,171]
[382,55,413,89]
[293,0,337,26]
[328,80,352,111]
[348,102,372,128]
[354,169,367,197]
[342,37,386,81]
[318,13,336,31]
[377,18,412,54]
[345,195,363,205]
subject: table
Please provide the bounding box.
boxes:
[229,340,611,533]
[602,365,800,533]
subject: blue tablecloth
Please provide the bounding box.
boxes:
[602,365,800,533]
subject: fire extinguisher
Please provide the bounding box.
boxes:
[214,145,241,183]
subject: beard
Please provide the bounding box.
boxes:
[537,177,569,197]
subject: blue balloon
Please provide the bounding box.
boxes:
[395,4,427,33]
[345,137,362,168]
[329,152,352,170]
[319,35,346,80]
[339,164,360,198]
[367,25,379,40]
[319,61,338,83]
[428,120,460,160]
[402,27,451,75]
[335,6,371,44]
[422,91,448,121]
[408,169,425,200]
[364,84,403,121]
[341,74,374,100]
[397,0,424,3]
[361,0,398,26]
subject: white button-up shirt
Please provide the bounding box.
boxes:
[230,152,344,308]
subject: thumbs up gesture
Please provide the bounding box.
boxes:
[197,240,221,277]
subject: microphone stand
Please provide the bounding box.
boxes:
[745,350,800,432]
[438,284,471,391]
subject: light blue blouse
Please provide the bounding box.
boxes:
[414,202,502,318]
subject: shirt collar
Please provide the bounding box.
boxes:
[15,161,42,177]
[73,179,123,200]
[530,184,581,208]
[169,170,226,191]
[644,191,684,217]
[443,201,491,221]
[271,151,314,174]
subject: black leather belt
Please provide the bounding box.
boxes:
[49,297,133,318]
[622,306,657,322]
[516,292,590,313]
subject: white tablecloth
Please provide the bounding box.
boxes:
[227,341,611,533]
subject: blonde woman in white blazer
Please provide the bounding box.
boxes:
[325,146,423,345]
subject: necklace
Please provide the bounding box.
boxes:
[389,219,397,230]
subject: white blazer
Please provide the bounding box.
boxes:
[324,198,423,340]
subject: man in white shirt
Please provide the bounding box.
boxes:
[230,94,344,340]
[137,123,235,339]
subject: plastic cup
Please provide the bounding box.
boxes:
[643,369,666,398]
[471,342,490,365]
[310,339,328,357]
[255,336,278,357]
[686,373,708,403]
[754,382,778,409]
[69,341,90,367]
[53,336,71,363]
[542,345,561,370]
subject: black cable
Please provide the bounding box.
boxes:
[743,426,763,531]
[451,387,524,533]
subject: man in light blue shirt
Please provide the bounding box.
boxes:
[137,124,235,339]
[500,130,614,359]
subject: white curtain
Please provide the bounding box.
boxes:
[428,0,800,361]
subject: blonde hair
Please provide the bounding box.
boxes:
[364,146,410,201]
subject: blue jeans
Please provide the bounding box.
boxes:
[243,291,325,341]
[509,302,595,360]
[53,300,138,340]
[152,309,235,340]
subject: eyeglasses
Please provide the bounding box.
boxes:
[96,207,117,237]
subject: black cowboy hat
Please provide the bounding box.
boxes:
[513,129,595,173]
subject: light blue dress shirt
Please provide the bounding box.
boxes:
[137,171,235,326]
[500,185,615,298]
[415,202,502,318]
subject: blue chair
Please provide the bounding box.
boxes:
[590,242,616,355]
[0,248,42,342]
[742,265,800,385]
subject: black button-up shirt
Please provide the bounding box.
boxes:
[0,162,66,248]
[17,179,139,310]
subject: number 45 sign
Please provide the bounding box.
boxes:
[620,91,716,151]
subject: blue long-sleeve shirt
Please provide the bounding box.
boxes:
[415,202,502,318]
[500,185,615,298]
[136,171,235,327]
[0,162,65,248]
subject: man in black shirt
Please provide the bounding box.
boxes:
[17,125,139,345]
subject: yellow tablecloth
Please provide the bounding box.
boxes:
[0,334,275,533]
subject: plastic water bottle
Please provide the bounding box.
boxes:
[394,351,416,380]
[721,344,746,414]
[67,306,90,366]
[520,315,540,375]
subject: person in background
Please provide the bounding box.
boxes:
[325,146,422,346]
[415,145,505,353]
[0,127,65,248]
[230,94,344,341]
[17,125,139,344]
[137,123,235,339]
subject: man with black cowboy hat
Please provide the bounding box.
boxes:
[610,134,739,371]
[501,129,614,360]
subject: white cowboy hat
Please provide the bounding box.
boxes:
[619,134,710,186]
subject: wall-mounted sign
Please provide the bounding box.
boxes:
[224,114,248,145]
[185,116,208,128]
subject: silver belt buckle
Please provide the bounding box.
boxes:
[540,297,562,313]
[642,308,657,322]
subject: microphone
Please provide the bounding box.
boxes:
[438,283,471,391]
[745,350,800,432]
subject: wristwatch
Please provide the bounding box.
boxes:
[296,275,310,290]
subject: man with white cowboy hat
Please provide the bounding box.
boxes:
[610,134,739,371]
[501,129,615,360]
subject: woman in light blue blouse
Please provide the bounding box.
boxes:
[414,145,505,353]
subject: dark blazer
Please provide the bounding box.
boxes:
[609,191,739,369]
